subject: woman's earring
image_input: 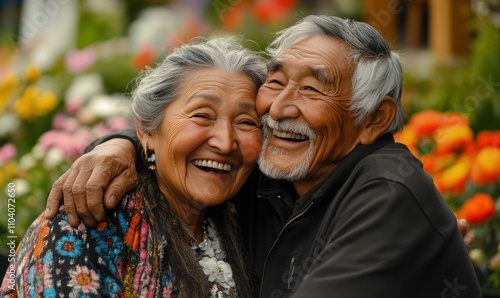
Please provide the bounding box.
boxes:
[145,144,156,171]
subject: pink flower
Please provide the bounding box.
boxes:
[65,48,97,75]
[107,116,132,131]
[65,97,85,114]
[51,114,79,132]
[38,130,91,159]
[92,123,113,138]
[0,143,16,164]
[68,265,100,294]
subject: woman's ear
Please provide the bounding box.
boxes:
[136,126,151,150]
[358,96,397,145]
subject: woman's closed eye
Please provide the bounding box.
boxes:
[240,119,259,127]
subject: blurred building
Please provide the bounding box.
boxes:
[360,0,472,64]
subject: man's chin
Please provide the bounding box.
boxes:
[257,157,308,181]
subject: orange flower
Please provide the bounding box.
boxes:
[394,126,418,155]
[476,130,500,149]
[222,2,250,29]
[437,155,471,195]
[433,124,474,155]
[420,153,457,176]
[408,110,443,136]
[455,193,496,225]
[408,110,468,137]
[132,46,155,70]
[251,0,296,24]
[470,146,500,185]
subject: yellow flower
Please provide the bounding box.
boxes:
[37,92,58,116]
[434,124,474,155]
[6,160,19,176]
[25,65,41,83]
[471,146,500,185]
[14,85,36,120]
[0,74,20,113]
[14,86,58,120]
[437,155,471,195]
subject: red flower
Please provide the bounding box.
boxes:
[132,46,155,70]
[455,193,496,225]
[251,0,296,24]
[476,130,500,150]
[222,2,250,29]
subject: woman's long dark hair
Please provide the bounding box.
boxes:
[136,154,253,297]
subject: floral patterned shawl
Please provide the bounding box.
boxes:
[1,191,178,297]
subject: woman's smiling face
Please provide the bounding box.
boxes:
[144,67,261,211]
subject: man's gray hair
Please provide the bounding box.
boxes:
[266,15,405,134]
[132,37,267,133]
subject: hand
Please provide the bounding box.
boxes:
[457,218,475,247]
[44,138,137,227]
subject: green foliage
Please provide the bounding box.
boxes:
[405,17,500,132]
[76,2,126,49]
[87,54,139,94]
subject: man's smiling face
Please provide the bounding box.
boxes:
[256,35,366,196]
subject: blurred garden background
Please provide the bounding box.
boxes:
[0,0,499,291]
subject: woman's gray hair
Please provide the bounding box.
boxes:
[266,15,405,134]
[132,36,267,133]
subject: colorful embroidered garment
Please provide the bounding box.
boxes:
[0,191,195,297]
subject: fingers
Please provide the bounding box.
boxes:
[103,167,137,210]
[457,218,475,247]
[71,168,102,227]
[457,218,470,237]
[44,171,69,219]
[47,138,136,227]
[62,167,84,227]
[464,232,475,247]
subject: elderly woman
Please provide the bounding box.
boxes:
[1,37,266,297]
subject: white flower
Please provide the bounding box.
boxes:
[9,178,31,197]
[85,94,131,118]
[19,153,37,170]
[200,242,215,257]
[65,74,104,104]
[31,144,46,159]
[198,257,235,289]
[0,113,20,137]
[128,7,183,52]
[43,147,65,169]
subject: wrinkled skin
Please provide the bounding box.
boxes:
[44,37,475,247]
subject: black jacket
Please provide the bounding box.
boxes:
[91,132,481,297]
[234,134,481,297]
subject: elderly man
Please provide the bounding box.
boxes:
[45,15,481,297]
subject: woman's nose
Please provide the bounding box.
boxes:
[208,122,238,153]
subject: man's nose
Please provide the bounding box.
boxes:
[269,85,300,120]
